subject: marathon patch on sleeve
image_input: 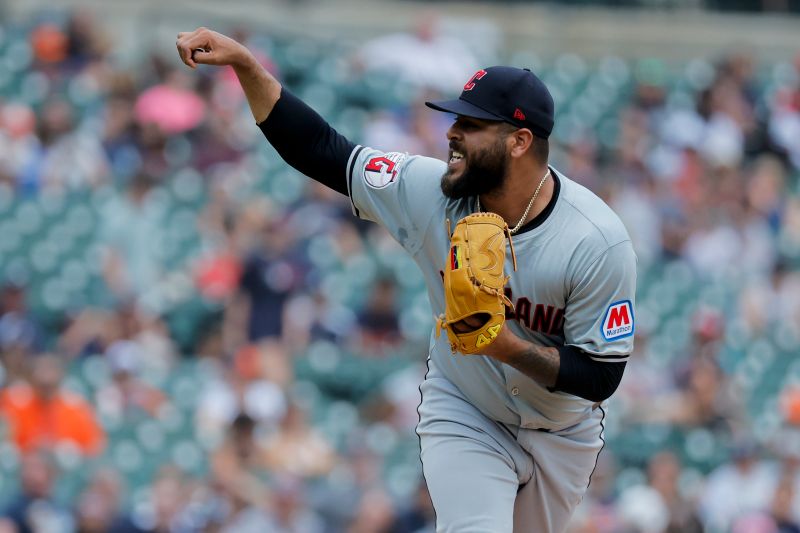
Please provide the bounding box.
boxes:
[363,152,407,189]
[601,300,634,341]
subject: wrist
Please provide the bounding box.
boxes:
[484,326,527,362]
[231,50,259,73]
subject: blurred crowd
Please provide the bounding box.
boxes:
[0,8,798,533]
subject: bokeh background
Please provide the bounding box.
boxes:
[0,0,799,532]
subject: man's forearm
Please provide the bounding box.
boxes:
[482,327,625,401]
[232,54,282,124]
[493,342,560,389]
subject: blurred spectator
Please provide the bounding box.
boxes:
[739,259,800,335]
[31,23,68,65]
[94,340,169,421]
[188,99,247,172]
[195,352,287,442]
[0,283,42,383]
[194,246,243,302]
[20,96,109,193]
[0,451,73,533]
[233,340,293,388]
[354,14,481,94]
[616,483,670,533]
[770,470,800,533]
[356,277,402,355]
[64,10,110,68]
[0,354,105,456]
[610,174,663,269]
[671,355,743,432]
[362,93,449,159]
[363,110,426,156]
[389,481,435,533]
[630,354,743,434]
[646,451,703,533]
[100,172,168,298]
[729,468,800,533]
[135,71,206,136]
[117,308,178,374]
[59,302,177,371]
[209,414,273,524]
[615,451,703,533]
[347,487,396,533]
[100,94,141,184]
[234,213,305,344]
[563,135,601,193]
[311,445,385,528]
[781,386,800,427]
[700,442,778,531]
[58,308,118,359]
[211,413,269,506]
[130,465,188,532]
[0,103,38,187]
[747,155,787,232]
[283,288,358,350]
[768,54,800,169]
[73,468,143,533]
[286,181,351,241]
[267,475,325,533]
[263,400,336,479]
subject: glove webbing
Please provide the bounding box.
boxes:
[446,216,518,273]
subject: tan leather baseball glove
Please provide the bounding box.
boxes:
[436,212,517,355]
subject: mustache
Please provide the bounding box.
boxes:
[449,142,466,154]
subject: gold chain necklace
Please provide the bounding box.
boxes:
[476,168,551,235]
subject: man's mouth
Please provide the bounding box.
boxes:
[449,150,465,165]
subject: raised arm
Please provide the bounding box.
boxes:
[177,28,280,122]
[176,28,355,195]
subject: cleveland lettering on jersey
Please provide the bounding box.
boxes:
[504,287,565,337]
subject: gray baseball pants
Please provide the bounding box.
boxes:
[417,376,605,532]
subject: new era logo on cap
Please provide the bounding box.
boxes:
[425,66,555,139]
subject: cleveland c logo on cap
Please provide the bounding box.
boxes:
[463,70,487,91]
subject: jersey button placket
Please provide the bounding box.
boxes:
[511,387,519,396]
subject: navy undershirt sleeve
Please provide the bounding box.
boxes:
[554,345,626,402]
[257,87,355,196]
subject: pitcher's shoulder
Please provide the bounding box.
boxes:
[557,172,631,247]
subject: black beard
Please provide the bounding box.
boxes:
[440,138,509,200]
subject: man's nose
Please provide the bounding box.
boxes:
[446,123,461,142]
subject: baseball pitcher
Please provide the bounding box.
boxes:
[177,28,636,532]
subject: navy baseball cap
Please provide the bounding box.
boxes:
[426,66,555,139]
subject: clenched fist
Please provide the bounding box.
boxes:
[175,27,253,69]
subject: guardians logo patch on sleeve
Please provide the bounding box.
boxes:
[363,152,407,189]
[601,300,634,340]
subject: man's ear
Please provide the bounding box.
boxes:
[508,128,534,159]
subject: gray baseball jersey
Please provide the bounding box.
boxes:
[345,146,636,532]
